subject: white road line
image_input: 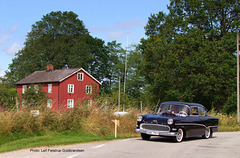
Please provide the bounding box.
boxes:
[66,153,80,158]
[121,139,131,142]
[92,144,106,149]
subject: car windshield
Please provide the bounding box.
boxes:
[157,104,190,116]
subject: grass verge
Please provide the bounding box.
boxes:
[0,131,138,153]
[0,107,239,153]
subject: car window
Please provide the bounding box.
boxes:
[158,104,190,115]
[191,107,199,115]
[199,107,206,116]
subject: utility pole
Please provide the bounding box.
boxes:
[124,32,129,94]
[118,76,121,112]
[237,33,239,124]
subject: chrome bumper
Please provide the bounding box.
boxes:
[135,128,177,137]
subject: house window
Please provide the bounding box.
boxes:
[34,85,38,93]
[48,84,52,93]
[77,73,84,81]
[86,85,92,94]
[47,99,52,108]
[22,85,27,93]
[22,99,25,107]
[67,99,74,108]
[68,84,74,93]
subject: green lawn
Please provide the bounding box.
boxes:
[0,131,128,153]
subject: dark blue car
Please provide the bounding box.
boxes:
[136,101,219,142]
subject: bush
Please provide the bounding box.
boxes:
[0,103,148,138]
[222,93,237,114]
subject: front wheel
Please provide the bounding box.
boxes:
[202,127,212,139]
[173,128,184,143]
[141,133,151,140]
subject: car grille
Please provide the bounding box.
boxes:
[140,123,170,131]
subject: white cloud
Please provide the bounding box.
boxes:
[108,32,125,40]
[8,25,19,34]
[89,19,145,42]
[7,42,21,56]
[89,19,145,33]
[0,34,10,45]
[0,68,5,78]
[113,19,145,30]
[89,26,107,32]
[0,25,19,45]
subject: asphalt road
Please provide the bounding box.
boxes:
[0,132,240,158]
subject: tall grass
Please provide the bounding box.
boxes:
[208,110,240,132]
[0,104,145,139]
[0,103,239,141]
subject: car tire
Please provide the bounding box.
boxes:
[141,133,151,140]
[202,127,212,139]
[173,128,184,143]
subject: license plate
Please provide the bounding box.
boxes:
[146,131,158,135]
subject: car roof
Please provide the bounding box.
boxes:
[161,101,206,109]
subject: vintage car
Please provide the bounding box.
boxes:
[136,101,219,142]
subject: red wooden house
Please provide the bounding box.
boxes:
[15,65,101,112]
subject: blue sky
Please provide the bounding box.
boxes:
[0,0,170,77]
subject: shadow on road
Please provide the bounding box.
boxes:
[135,136,217,143]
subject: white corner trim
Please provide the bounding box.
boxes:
[59,68,102,85]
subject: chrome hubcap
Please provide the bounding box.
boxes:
[176,129,183,142]
[205,128,210,138]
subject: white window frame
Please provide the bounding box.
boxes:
[77,73,84,81]
[67,99,74,108]
[48,84,52,93]
[34,84,38,93]
[22,85,27,93]
[47,99,52,108]
[68,84,74,93]
[86,85,92,94]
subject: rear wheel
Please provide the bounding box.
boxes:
[173,128,184,143]
[141,133,151,140]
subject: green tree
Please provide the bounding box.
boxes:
[105,41,125,93]
[21,84,49,107]
[0,82,16,109]
[5,11,115,94]
[125,45,145,100]
[141,0,239,111]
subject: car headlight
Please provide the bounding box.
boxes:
[137,115,143,122]
[167,119,173,125]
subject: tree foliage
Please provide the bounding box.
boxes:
[5,11,121,94]
[0,83,16,109]
[141,0,239,111]
[21,84,49,107]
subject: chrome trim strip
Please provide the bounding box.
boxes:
[175,123,206,128]
[135,128,177,136]
[208,125,219,128]
[176,123,219,129]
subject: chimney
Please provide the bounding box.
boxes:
[46,64,54,71]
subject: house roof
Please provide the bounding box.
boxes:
[161,101,205,109]
[15,68,101,85]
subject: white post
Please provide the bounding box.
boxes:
[115,120,117,138]
[124,32,129,94]
[118,76,121,112]
[112,119,119,138]
[237,33,239,124]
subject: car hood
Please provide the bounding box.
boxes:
[142,114,174,125]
